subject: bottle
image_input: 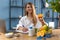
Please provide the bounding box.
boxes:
[28,25,35,36]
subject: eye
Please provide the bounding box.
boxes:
[27,6,32,8]
[27,7,30,8]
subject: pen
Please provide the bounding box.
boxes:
[22,25,24,27]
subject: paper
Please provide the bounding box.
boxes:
[49,22,55,29]
[15,30,28,34]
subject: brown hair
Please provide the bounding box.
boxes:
[24,2,37,26]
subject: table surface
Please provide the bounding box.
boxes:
[0,29,60,40]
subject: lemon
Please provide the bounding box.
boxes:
[48,29,52,34]
[43,25,49,31]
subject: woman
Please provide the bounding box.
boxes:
[16,2,42,32]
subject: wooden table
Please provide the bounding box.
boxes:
[0,32,36,40]
[0,29,60,40]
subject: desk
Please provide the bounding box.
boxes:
[0,29,60,40]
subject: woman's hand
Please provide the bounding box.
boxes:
[39,18,44,22]
[39,18,45,26]
[17,27,28,32]
[17,26,23,30]
[22,27,28,32]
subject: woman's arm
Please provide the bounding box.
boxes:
[39,18,46,26]
[17,26,28,32]
[16,17,28,32]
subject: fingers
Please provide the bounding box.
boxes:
[18,27,23,30]
[17,26,28,32]
[22,28,28,32]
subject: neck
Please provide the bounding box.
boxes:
[28,13,32,17]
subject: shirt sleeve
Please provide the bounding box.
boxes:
[35,15,42,28]
[44,22,48,26]
[16,17,24,30]
[35,19,42,28]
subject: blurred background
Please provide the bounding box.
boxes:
[0,0,59,31]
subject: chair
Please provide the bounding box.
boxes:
[0,19,6,33]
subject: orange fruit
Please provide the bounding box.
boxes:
[38,14,43,18]
[37,30,45,37]
[40,31,45,37]
[37,31,41,37]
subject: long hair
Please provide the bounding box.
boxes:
[24,2,37,26]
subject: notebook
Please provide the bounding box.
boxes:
[15,30,28,34]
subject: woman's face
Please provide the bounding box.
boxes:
[26,4,32,14]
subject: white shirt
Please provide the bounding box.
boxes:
[16,16,42,29]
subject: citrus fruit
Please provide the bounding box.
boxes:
[38,14,43,18]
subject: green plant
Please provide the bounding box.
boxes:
[46,0,60,13]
